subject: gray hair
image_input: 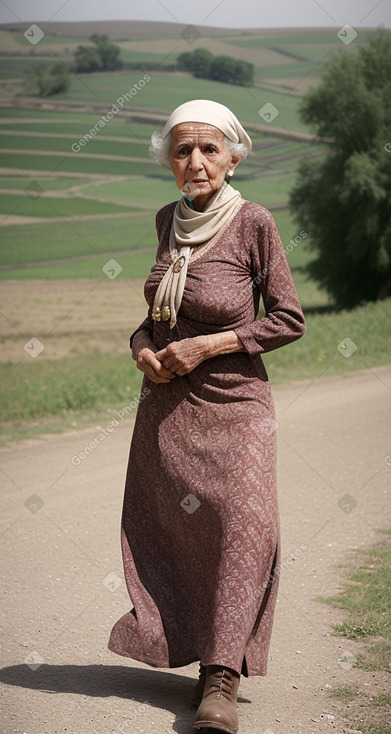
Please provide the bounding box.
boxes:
[149,130,248,167]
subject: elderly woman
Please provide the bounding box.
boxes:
[109,100,305,733]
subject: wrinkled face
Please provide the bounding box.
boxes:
[169,122,240,210]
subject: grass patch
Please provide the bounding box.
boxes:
[0,403,135,446]
[0,108,158,139]
[317,535,391,649]
[0,349,144,445]
[239,174,295,206]
[0,350,143,422]
[0,193,139,219]
[0,57,36,79]
[329,683,359,701]
[0,250,156,279]
[0,212,157,267]
[328,685,391,734]
[322,533,391,733]
[2,251,155,278]
[226,30,346,47]
[0,175,88,191]
[0,133,150,157]
[372,694,391,707]
[263,298,391,381]
[356,642,391,672]
[79,176,181,208]
[0,150,163,177]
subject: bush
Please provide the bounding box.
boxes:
[177,48,213,78]
[176,49,254,86]
[74,34,123,73]
[210,55,254,86]
[27,62,70,97]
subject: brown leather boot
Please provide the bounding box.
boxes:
[193,665,240,733]
[190,664,206,707]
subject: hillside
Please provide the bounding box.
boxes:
[0,20,369,38]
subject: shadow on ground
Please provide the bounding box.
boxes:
[0,663,251,733]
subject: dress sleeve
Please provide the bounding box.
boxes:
[234,210,305,356]
[129,311,154,350]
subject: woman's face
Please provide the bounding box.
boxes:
[169,122,240,210]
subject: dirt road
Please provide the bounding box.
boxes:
[1,367,390,734]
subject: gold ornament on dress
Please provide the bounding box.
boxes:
[173,255,186,273]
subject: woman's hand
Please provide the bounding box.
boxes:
[155,336,211,376]
[132,331,176,384]
[155,330,245,376]
[137,347,177,383]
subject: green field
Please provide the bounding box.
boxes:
[0,193,139,218]
[0,150,163,176]
[0,103,325,282]
[0,134,150,157]
[0,214,156,266]
[0,174,88,190]
[53,72,308,132]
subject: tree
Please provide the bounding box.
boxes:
[177,48,213,76]
[74,34,123,73]
[191,48,214,78]
[210,56,254,86]
[90,34,123,71]
[74,44,102,73]
[177,52,193,72]
[27,62,70,97]
[176,49,254,87]
[290,31,391,309]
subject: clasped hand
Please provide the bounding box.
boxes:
[136,336,210,384]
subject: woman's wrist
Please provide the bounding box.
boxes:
[202,331,245,359]
[131,330,155,360]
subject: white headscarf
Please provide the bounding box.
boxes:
[162,99,252,154]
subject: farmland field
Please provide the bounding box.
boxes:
[0,103,325,280]
[0,22,389,441]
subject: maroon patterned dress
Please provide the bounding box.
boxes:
[108,199,305,676]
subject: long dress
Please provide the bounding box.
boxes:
[108,199,305,677]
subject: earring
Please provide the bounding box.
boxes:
[227,170,234,176]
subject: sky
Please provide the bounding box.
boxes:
[0,0,390,28]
